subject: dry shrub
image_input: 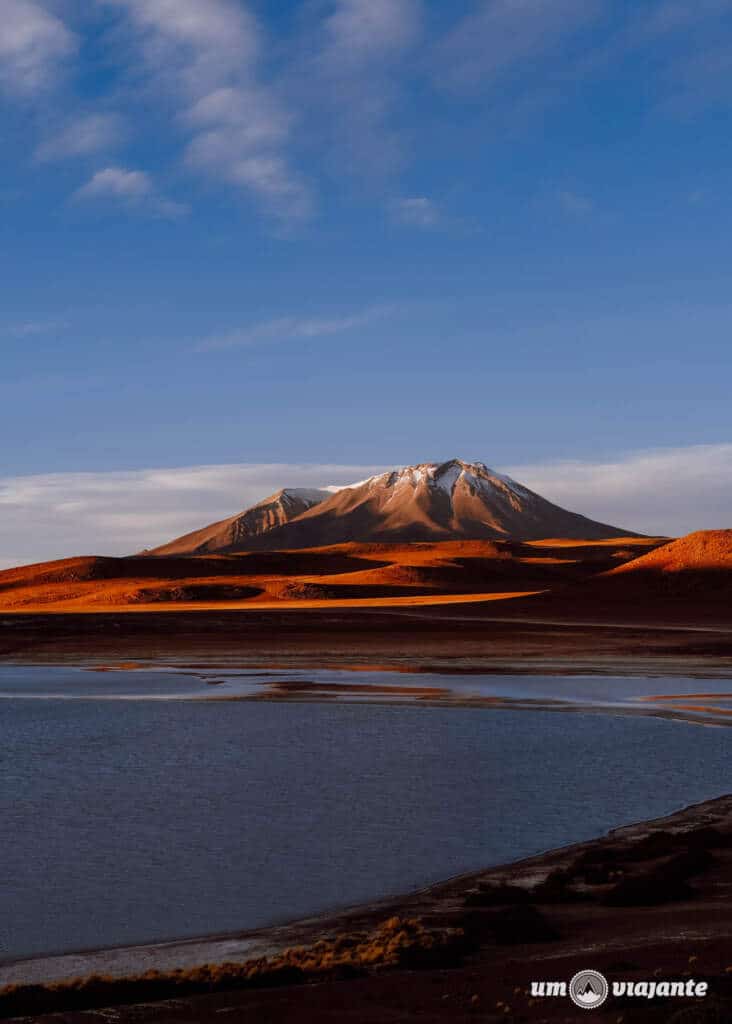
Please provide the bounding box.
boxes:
[0,917,463,1019]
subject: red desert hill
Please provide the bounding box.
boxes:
[498,529,732,625]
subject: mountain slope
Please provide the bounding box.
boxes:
[149,488,330,556]
[150,459,637,555]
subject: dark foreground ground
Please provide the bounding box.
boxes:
[4,795,732,1024]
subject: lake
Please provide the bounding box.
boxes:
[1,666,730,964]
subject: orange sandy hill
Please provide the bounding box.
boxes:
[608,529,732,576]
[0,537,659,612]
[498,530,732,625]
[599,529,732,605]
[148,459,638,555]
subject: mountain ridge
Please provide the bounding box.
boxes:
[149,487,330,556]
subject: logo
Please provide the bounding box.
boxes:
[531,970,707,1007]
[569,970,609,1010]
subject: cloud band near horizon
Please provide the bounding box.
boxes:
[0,444,730,569]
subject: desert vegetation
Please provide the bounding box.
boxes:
[0,917,464,1019]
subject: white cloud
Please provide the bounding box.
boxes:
[184,86,287,146]
[198,306,391,352]
[102,0,260,88]
[102,0,311,224]
[0,0,75,95]
[1,317,68,338]
[321,0,422,71]
[507,444,732,538]
[391,196,442,228]
[1,446,731,569]
[74,166,151,201]
[187,148,311,224]
[73,166,187,218]
[35,112,125,161]
[0,7,130,201]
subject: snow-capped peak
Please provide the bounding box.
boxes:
[328,459,532,503]
[258,487,331,509]
[324,475,380,494]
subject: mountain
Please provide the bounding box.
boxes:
[148,459,637,555]
[149,487,331,556]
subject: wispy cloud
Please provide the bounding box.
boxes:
[35,112,126,162]
[0,5,136,208]
[101,0,311,224]
[297,0,423,181]
[0,0,76,96]
[321,0,422,70]
[613,0,732,50]
[658,40,732,116]
[390,196,442,228]
[571,0,732,116]
[73,166,187,218]
[434,0,604,92]
[508,444,732,538]
[198,307,391,352]
[1,317,69,338]
[74,166,151,201]
[558,189,594,216]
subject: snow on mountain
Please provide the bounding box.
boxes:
[326,461,532,503]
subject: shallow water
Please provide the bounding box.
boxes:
[1,664,731,721]
[0,667,730,962]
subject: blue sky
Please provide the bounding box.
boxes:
[1,1,732,561]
